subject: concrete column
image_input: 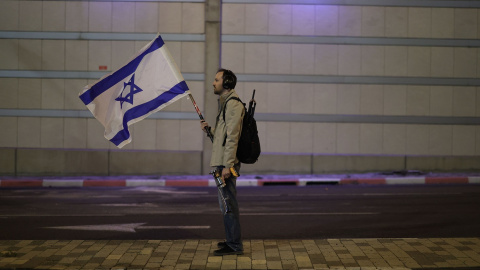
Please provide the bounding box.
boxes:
[202,0,222,174]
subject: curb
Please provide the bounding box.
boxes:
[1,176,480,188]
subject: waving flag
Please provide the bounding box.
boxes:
[79,35,189,148]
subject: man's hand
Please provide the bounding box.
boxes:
[221,167,231,181]
[200,120,209,133]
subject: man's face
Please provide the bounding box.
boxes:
[213,72,224,95]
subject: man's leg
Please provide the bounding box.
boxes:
[216,164,243,253]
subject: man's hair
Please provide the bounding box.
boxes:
[217,68,237,90]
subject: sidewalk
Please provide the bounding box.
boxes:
[1,238,479,269]
[1,172,480,188]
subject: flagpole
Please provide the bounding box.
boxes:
[188,93,214,142]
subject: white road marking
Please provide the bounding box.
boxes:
[45,223,145,233]
[137,226,210,230]
[134,187,208,195]
[242,212,379,216]
[0,214,124,217]
[98,203,157,207]
[361,193,462,196]
[44,223,210,232]
[239,193,463,197]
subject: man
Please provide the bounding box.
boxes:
[200,69,245,256]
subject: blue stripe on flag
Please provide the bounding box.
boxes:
[109,81,189,146]
[79,36,165,105]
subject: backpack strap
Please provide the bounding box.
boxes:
[222,97,243,122]
[222,97,243,147]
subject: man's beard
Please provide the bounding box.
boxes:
[213,87,222,95]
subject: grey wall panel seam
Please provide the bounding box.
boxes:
[236,74,480,87]
[223,35,480,48]
[14,0,477,6]
[3,31,480,48]
[223,0,480,8]
[1,109,479,125]
[0,32,205,42]
[0,109,200,120]
[0,71,205,81]
[2,71,479,86]
[27,0,206,3]
[255,113,480,125]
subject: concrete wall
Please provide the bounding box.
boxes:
[2,147,480,176]
[1,0,480,176]
[221,3,480,157]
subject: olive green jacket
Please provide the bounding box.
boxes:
[210,90,245,168]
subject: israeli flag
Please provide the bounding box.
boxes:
[79,35,190,148]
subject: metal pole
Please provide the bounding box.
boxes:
[188,93,214,143]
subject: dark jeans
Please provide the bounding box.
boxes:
[217,163,243,252]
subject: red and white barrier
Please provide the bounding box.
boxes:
[1,176,479,188]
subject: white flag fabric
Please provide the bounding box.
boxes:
[79,35,189,148]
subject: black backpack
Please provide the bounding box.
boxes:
[222,90,261,164]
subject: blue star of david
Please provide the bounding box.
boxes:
[115,74,143,108]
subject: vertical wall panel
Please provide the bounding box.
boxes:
[406,86,430,116]
[315,5,338,36]
[362,6,385,37]
[42,1,66,31]
[385,7,408,37]
[360,124,383,154]
[134,2,158,33]
[0,117,17,147]
[245,4,268,35]
[158,3,182,33]
[454,9,478,39]
[0,78,18,109]
[408,8,431,38]
[66,1,88,32]
[182,3,205,34]
[64,79,88,110]
[314,45,338,75]
[18,79,41,109]
[40,118,63,148]
[430,86,453,117]
[112,2,135,33]
[383,124,406,155]
[222,4,245,35]
[292,5,314,36]
[314,84,337,115]
[268,4,292,35]
[383,85,406,116]
[339,6,362,36]
[429,125,453,155]
[406,125,429,155]
[452,125,476,156]
[18,117,41,148]
[0,1,19,31]
[41,79,64,110]
[64,118,87,149]
[360,85,384,115]
[432,8,454,38]
[0,39,19,69]
[19,40,42,70]
[89,2,112,32]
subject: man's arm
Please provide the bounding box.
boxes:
[200,120,214,135]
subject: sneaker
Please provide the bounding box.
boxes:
[217,241,227,248]
[214,245,243,256]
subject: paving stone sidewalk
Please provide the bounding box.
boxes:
[1,238,479,269]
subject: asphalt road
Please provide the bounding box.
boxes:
[1,184,479,240]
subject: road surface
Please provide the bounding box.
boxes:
[1,184,479,240]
